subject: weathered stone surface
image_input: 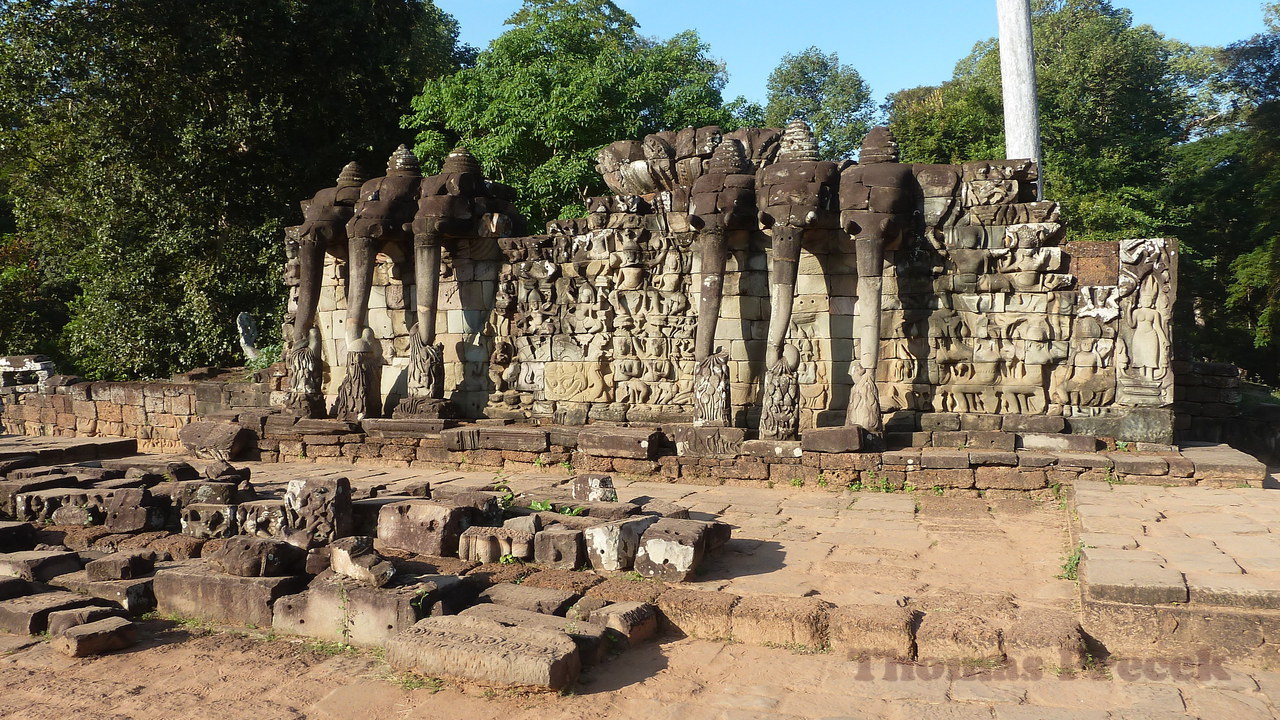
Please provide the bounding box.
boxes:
[46,606,126,637]
[205,537,305,578]
[800,426,865,453]
[588,601,657,644]
[577,427,663,460]
[827,604,915,661]
[533,527,585,570]
[569,474,618,503]
[237,499,288,538]
[179,421,251,460]
[458,527,534,564]
[583,516,659,572]
[283,475,353,548]
[915,611,1002,663]
[729,595,829,648]
[479,583,577,616]
[273,572,462,647]
[0,591,105,634]
[672,426,744,459]
[1083,558,1188,605]
[85,552,153,582]
[0,576,29,601]
[47,571,155,614]
[0,550,81,582]
[740,440,803,459]
[171,480,236,507]
[633,518,716,582]
[462,603,610,665]
[1002,608,1084,670]
[180,503,237,539]
[377,500,471,557]
[385,615,581,691]
[51,616,136,657]
[329,536,395,587]
[153,560,306,627]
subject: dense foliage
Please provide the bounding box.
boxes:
[405,0,731,227]
[0,0,466,379]
[762,47,875,161]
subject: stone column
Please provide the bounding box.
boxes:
[996,0,1043,198]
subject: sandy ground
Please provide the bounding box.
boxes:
[3,620,1278,720]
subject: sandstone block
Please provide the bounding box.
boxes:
[85,552,153,582]
[533,528,585,570]
[385,616,581,691]
[153,560,306,627]
[583,516,659,571]
[0,591,104,634]
[0,550,81,582]
[459,527,534,564]
[479,583,577,616]
[915,612,1002,664]
[462,603,610,665]
[729,595,829,648]
[330,536,395,587]
[46,606,126,637]
[633,518,718,582]
[180,503,237,539]
[377,500,471,557]
[1083,559,1188,605]
[179,421,250,460]
[52,616,136,657]
[205,537,305,578]
[570,474,618,503]
[800,426,865,453]
[588,601,658,645]
[577,427,663,460]
[827,604,915,661]
[273,573,462,647]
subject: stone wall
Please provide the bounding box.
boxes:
[290,126,1179,442]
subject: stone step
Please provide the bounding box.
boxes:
[0,550,82,582]
[0,590,111,634]
[461,603,610,665]
[385,615,581,691]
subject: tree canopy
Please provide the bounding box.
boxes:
[763,47,875,161]
[0,0,467,379]
[404,0,732,227]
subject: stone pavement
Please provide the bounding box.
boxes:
[230,458,1078,615]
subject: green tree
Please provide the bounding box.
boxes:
[763,47,874,161]
[405,0,731,227]
[0,0,466,379]
[886,0,1193,241]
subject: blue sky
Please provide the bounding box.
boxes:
[436,0,1274,104]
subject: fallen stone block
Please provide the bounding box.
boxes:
[329,536,395,587]
[179,421,251,461]
[480,583,577,616]
[729,595,829,649]
[432,490,503,526]
[583,516,659,572]
[102,489,166,533]
[52,616,136,657]
[502,515,541,535]
[915,611,1003,664]
[206,537,305,577]
[283,476,354,548]
[588,601,657,645]
[0,591,106,634]
[570,474,618,503]
[377,500,471,557]
[172,480,237,508]
[520,569,603,596]
[586,577,668,605]
[385,616,581,691]
[0,550,81,582]
[47,606,127,637]
[634,519,720,582]
[86,552,153,581]
[148,534,204,561]
[656,589,737,639]
[47,571,155,614]
[462,603,610,665]
[153,560,306,628]
[637,500,690,519]
[273,572,463,647]
[236,499,287,538]
[533,528,585,570]
[827,604,915,661]
[180,503,237,539]
[459,527,534,564]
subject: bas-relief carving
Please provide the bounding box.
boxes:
[284,124,1178,435]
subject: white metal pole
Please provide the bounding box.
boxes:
[996,0,1043,199]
